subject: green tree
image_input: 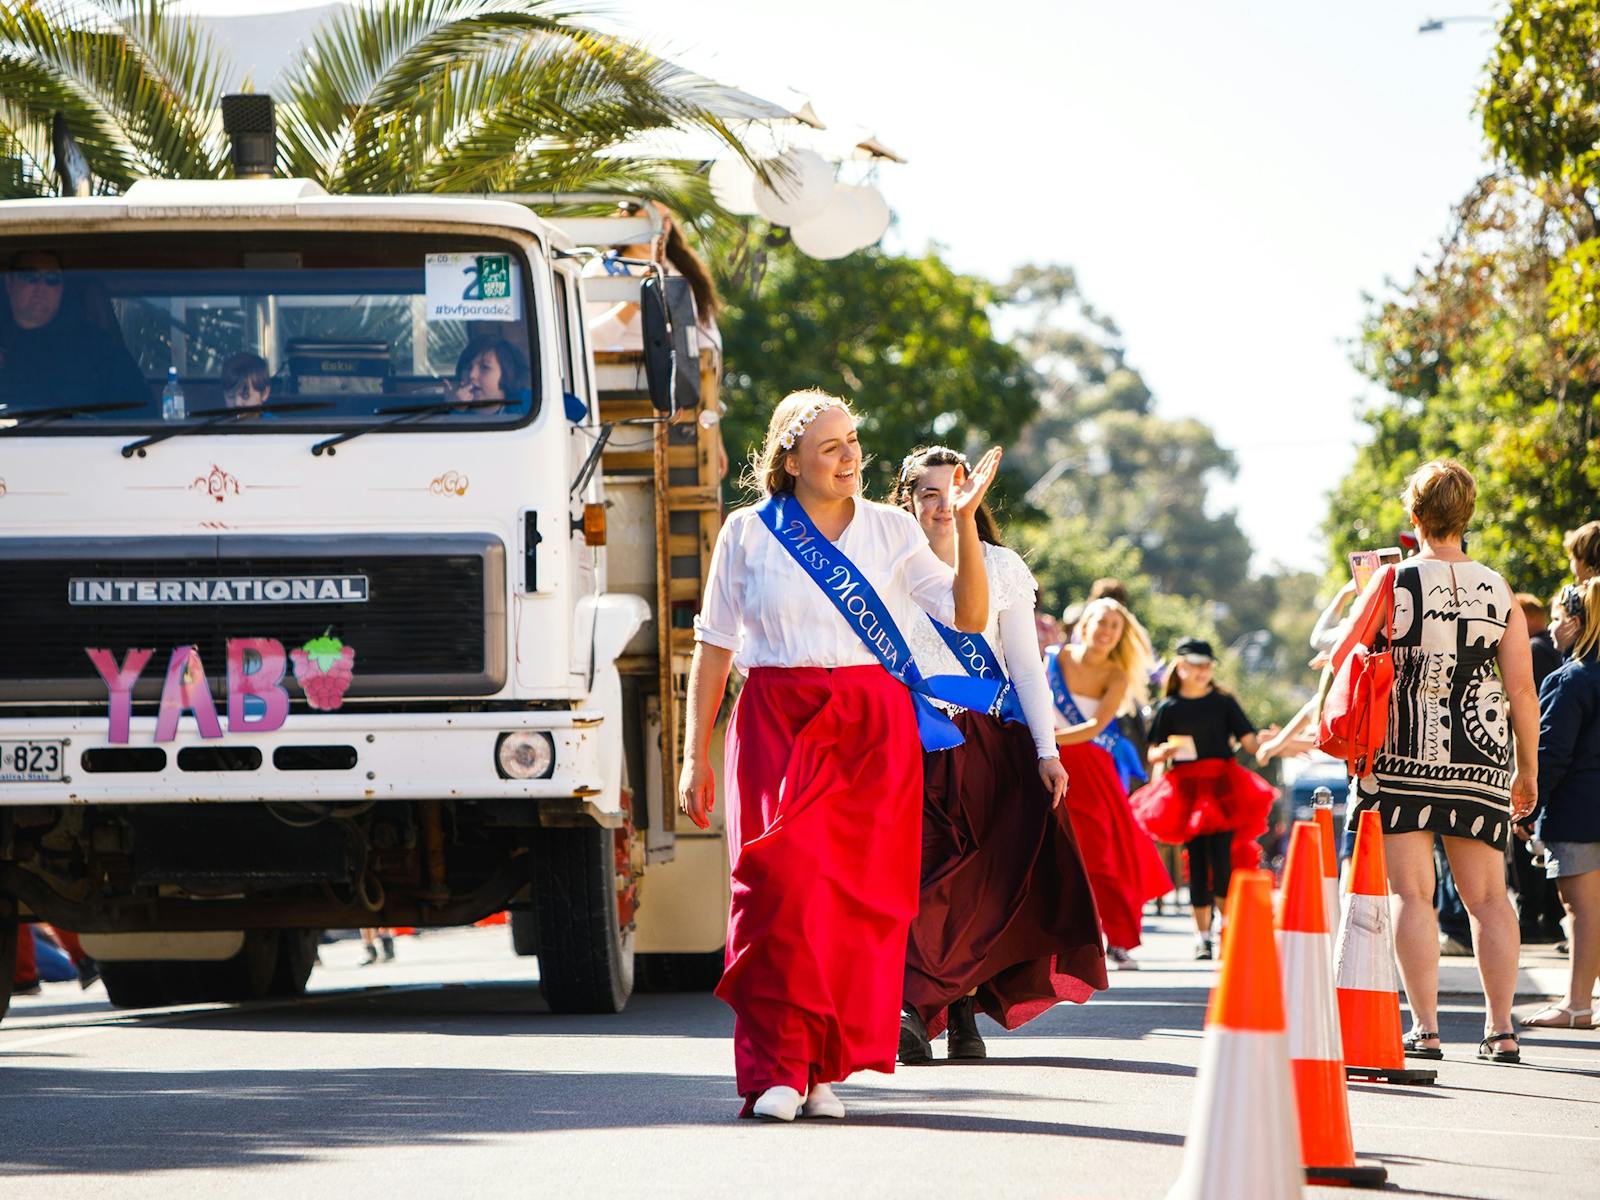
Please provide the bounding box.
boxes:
[0,0,744,202]
[716,239,1039,499]
[996,263,1254,603]
[1327,0,1600,603]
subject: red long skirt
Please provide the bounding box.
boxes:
[1128,759,1278,870]
[1058,740,1173,950]
[905,711,1107,1037]
[716,665,923,1108]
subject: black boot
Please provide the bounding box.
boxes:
[946,996,987,1060]
[899,1006,933,1065]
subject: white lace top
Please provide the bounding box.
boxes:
[694,498,959,670]
[907,542,1059,760]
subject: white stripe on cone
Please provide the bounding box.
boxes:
[1279,929,1341,1062]
[1166,1030,1304,1200]
[1321,878,1344,1045]
[1323,878,1342,940]
[1333,893,1398,992]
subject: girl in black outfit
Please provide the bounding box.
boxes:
[1130,638,1277,959]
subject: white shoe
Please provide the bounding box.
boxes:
[1106,946,1139,971]
[800,1082,846,1119]
[752,1085,805,1122]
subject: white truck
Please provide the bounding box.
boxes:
[0,171,730,1019]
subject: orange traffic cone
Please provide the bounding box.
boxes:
[1334,809,1436,1085]
[1167,870,1303,1200]
[1311,787,1343,941]
[1278,822,1388,1188]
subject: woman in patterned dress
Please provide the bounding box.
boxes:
[1333,460,1540,1064]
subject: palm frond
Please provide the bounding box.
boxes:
[320,26,749,197]
[0,47,141,192]
[0,0,231,186]
[278,0,585,187]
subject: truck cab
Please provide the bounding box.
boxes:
[0,178,727,1018]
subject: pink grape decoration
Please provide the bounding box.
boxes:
[290,632,356,711]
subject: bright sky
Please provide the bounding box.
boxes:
[185,0,1498,574]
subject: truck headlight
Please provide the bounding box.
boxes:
[496,731,555,780]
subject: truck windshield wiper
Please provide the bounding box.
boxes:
[121,401,336,458]
[310,398,510,457]
[0,401,146,431]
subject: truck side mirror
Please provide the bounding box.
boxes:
[639,274,676,414]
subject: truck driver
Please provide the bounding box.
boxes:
[0,249,151,414]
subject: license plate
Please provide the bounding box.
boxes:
[0,740,66,782]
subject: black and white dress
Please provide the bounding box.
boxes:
[1348,559,1514,849]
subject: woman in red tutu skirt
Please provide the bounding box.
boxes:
[892,447,1107,1064]
[1048,600,1173,968]
[1130,638,1278,960]
[679,391,1002,1122]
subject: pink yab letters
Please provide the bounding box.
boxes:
[85,647,155,745]
[154,646,224,742]
[226,638,289,734]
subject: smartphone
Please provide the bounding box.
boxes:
[1349,550,1381,592]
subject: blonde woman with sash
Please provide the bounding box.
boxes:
[679,390,1001,1122]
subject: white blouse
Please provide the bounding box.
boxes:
[694,498,959,671]
[907,543,1060,761]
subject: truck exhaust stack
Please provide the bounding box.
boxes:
[221,94,276,180]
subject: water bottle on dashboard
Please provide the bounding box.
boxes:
[160,366,186,421]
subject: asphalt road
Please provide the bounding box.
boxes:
[2,917,1597,1199]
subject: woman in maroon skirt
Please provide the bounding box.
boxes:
[893,447,1107,1063]
[678,391,1000,1122]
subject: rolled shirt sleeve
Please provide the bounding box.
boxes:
[692,513,745,654]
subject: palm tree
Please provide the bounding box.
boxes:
[0,0,746,205]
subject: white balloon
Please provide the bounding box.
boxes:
[790,184,866,260]
[790,184,892,259]
[708,157,760,216]
[752,148,834,226]
[849,184,891,247]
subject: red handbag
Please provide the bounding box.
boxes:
[1317,566,1396,777]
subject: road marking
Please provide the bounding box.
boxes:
[0,1025,113,1051]
[1355,1123,1600,1143]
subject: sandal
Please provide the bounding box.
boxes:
[1402,1028,1444,1060]
[1521,1005,1594,1030]
[1478,1032,1521,1064]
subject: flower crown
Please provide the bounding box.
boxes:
[776,396,844,451]
[898,448,969,483]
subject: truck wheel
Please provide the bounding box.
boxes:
[99,960,195,1009]
[0,907,16,1023]
[636,950,725,993]
[510,909,539,957]
[268,930,320,998]
[532,825,636,1014]
[190,930,281,1002]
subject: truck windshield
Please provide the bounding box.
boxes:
[0,232,538,432]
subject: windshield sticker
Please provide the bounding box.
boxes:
[425,252,523,321]
[85,635,357,742]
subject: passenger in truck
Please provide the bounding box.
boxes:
[450,335,530,415]
[222,351,273,411]
[0,249,151,414]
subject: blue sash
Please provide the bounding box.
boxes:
[1045,646,1149,791]
[929,617,1028,726]
[757,495,1002,751]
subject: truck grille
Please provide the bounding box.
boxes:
[0,534,506,702]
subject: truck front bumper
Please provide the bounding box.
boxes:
[0,710,610,813]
